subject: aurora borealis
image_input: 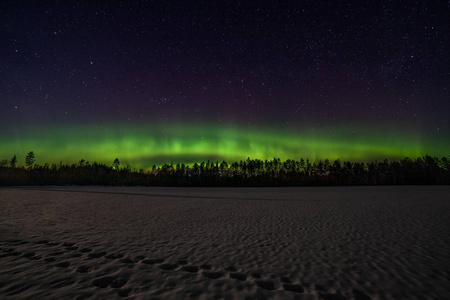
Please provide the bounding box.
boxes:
[1,122,447,169]
[1,2,449,169]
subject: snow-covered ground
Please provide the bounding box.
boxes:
[1,186,449,299]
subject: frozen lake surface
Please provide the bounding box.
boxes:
[1,186,449,299]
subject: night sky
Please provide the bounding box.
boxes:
[1,1,449,169]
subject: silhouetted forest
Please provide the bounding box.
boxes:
[1,154,449,186]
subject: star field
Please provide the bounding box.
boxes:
[1,1,449,168]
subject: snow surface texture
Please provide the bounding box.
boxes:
[0,186,449,299]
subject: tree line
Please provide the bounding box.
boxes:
[0,152,449,186]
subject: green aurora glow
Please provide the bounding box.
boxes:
[1,122,448,169]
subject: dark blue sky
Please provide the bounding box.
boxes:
[1,1,449,166]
